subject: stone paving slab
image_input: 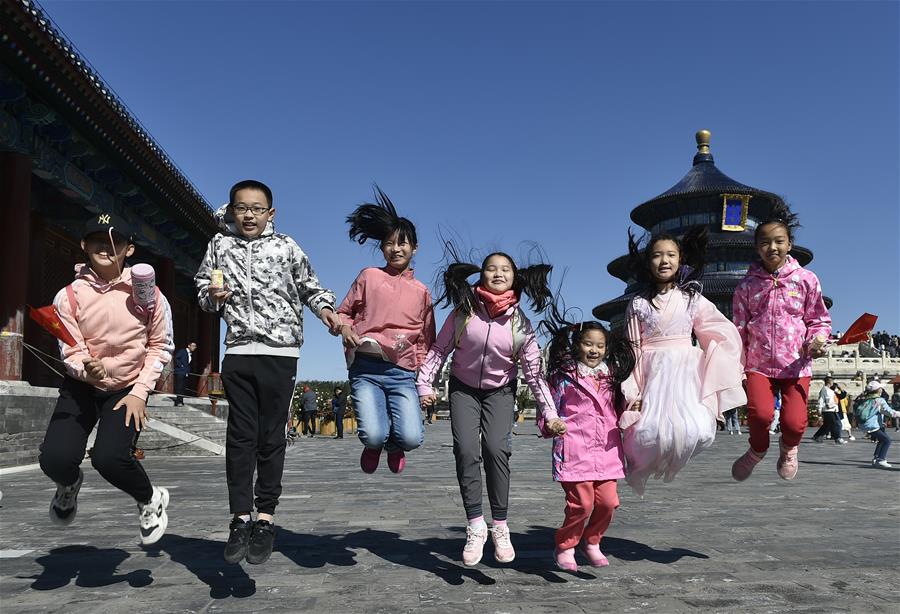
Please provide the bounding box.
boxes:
[1,422,898,613]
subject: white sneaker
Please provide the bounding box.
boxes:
[138,486,169,545]
[875,459,893,469]
[49,469,83,526]
[491,524,516,563]
[462,523,488,566]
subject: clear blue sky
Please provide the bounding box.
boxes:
[43,0,899,380]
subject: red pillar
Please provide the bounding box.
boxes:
[195,309,215,397]
[0,153,32,380]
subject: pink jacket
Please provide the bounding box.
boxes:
[337,267,435,372]
[54,265,175,401]
[538,370,625,482]
[416,300,554,417]
[732,256,831,379]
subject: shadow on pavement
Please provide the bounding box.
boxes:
[24,545,153,591]
[144,534,256,599]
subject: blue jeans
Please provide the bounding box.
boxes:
[724,409,740,432]
[349,355,423,452]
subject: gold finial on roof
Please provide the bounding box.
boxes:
[696,129,711,154]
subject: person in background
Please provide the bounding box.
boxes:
[332,387,346,439]
[173,341,197,407]
[301,386,318,437]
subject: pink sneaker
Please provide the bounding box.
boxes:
[387,450,406,474]
[490,524,515,563]
[578,543,609,567]
[777,438,799,480]
[462,524,488,566]
[554,547,578,572]
[731,447,766,482]
[360,448,381,474]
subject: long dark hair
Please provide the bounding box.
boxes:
[436,249,553,317]
[626,225,708,309]
[541,304,635,408]
[754,200,800,243]
[346,185,418,247]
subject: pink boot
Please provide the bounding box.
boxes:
[387,450,406,474]
[777,438,799,480]
[360,447,381,474]
[554,547,578,572]
[731,447,766,482]
[578,543,610,567]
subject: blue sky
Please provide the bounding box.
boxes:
[43,0,899,380]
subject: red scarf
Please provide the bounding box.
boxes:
[475,286,519,318]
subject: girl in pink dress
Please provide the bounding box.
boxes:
[619,227,746,495]
[538,309,636,572]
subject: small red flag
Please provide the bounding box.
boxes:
[836,313,878,346]
[28,305,78,347]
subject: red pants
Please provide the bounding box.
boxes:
[555,480,619,550]
[745,372,811,453]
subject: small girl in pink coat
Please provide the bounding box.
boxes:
[539,312,636,573]
[731,203,831,482]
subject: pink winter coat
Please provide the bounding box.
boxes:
[538,369,625,482]
[54,264,174,401]
[336,267,435,372]
[416,300,555,417]
[732,256,831,379]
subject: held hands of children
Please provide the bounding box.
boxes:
[114,394,149,431]
[320,308,344,336]
[419,394,437,408]
[339,324,362,348]
[83,357,107,381]
[547,418,567,436]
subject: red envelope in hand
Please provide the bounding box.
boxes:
[28,305,77,347]
[836,313,878,345]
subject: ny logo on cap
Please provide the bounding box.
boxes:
[98,214,111,224]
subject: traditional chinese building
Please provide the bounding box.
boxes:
[0,0,219,390]
[593,130,830,325]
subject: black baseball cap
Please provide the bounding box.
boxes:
[82,212,132,242]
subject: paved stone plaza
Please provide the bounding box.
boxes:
[1,420,898,613]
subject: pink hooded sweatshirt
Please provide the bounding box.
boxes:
[416,299,554,417]
[732,255,831,379]
[337,267,435,372]
[537,369,626,482]
[54,264,175,401]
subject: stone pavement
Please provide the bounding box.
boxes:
[1,421,898,613]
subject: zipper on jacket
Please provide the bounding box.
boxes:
[769,275,777,377]
[478,319,492,390]
[247,241,256,338]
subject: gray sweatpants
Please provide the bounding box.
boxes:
[449,376,516,521]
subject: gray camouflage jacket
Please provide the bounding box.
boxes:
[195,205,336,350]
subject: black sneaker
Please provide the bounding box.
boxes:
[246,519,276,565]
[223,518,252,564]
[49,468,83,526]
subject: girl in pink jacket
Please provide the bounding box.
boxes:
[538,310,636,573]
[337,188,435,475]
[417,251,555,567]
[731,204,831,482]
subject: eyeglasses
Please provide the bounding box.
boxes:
[231,205,271,216]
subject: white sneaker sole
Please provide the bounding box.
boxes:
[140,487,170,545]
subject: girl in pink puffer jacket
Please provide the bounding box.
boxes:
[731,203,831,482]
[538,310,636,573]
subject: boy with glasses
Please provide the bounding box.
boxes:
[195,180,341,564]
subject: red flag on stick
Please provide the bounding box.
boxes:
[836,313,878,346]
[28,305,78,347]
